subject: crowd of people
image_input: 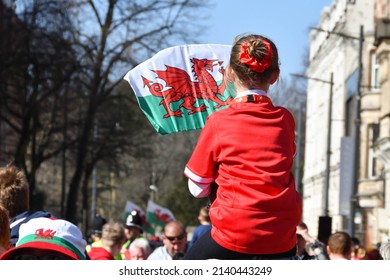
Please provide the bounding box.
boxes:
[1,32,390,261]
[0,163,190,260]
[0,163,389,260]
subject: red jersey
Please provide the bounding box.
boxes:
[184,95,302,254]
[87,247,115,260]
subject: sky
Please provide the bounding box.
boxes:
[198,0,334,82]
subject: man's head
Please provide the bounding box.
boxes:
[129,238,151,260]
[327,231,352,260]
[90,214,107,241]
[101,221,125,256]
[0,164,29,218]
[162,221,187,258]
[0,217,87,260]
[124,211,143,241]
[198,206,210,224]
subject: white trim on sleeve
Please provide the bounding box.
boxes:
[184,167,215,184]
[188,179,211,198]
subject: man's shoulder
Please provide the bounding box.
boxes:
[147,246,171,260]
[193,224,211,235]
[10,210,54,246]
[88,247,114,260]
[148,245,165,255]
[195,224,211,231]
[10,210,53,229]
[27,210,53,219]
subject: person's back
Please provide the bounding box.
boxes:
[183,33,302,260]
[88,221,125,260]
[189,206,211,248]
[327,231,352,260]
[0,164,53,247]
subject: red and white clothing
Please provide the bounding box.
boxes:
[184,90,302,255]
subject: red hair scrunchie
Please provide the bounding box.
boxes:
[239,39,273,73]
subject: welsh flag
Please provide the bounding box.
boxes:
[123,44,234,134]
[124,200,154,235]
[146,200,175,229]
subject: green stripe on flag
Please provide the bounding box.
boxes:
[137,81,233,134]
[147,212,167,228]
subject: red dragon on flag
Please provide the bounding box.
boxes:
[124,44,234,134]
[142,58,232,118]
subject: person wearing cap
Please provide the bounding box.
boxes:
[120,210,144,259]
[0,217,87,260]
[86,214,107,253]
[87,221,125,260]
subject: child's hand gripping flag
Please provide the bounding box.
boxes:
[123,44,234,134]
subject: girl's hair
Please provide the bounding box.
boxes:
[230,33,280,87]
[0,204,10,250]
[0,164,29,218]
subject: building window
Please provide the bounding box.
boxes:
[370,52,380,91]
[367,123,380,179]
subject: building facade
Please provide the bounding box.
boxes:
[301,0,388,246]
[373,0,390,245]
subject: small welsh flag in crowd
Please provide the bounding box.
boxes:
[146,200,175,228]
[123,44,234,134]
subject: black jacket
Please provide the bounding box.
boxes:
[9,210,53,246]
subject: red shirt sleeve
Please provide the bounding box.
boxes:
[184,116,219,184]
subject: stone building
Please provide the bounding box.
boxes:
[373,0,390,244]
[301,0,387,246]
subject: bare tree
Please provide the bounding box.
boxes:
[0,0,80,209]
[0,0,209,225]
[63,0,209,223]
